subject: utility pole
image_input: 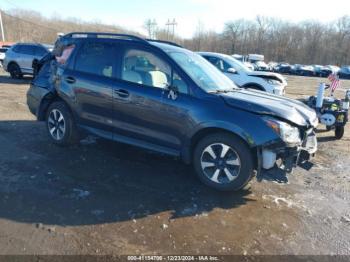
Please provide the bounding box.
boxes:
[144,19,157,39]
[0,10,5,42]
[165,18,177,40]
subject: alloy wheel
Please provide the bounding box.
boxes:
[48,109,66,140]
[200,143,241,184]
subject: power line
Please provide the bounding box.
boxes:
[1,10,58,33]
[3,0,20,9]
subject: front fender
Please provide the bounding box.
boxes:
[181,118,281,164]
[194,121,257,147]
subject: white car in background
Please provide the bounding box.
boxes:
[0,47,8,67]
[198,52,287,95]
[243,61,255,71]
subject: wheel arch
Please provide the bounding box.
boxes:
[7,61,20,71]
[37,94,73,121]
[182,125,258,165]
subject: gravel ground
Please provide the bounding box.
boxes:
[0,69,349,255]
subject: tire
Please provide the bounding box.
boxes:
[46,101,80,146]
[8,62,22,79]
[193,133,254,191]
[335,126,344,140]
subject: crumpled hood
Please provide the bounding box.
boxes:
[247,71,287,85]
[221,89,318,127]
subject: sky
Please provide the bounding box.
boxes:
[1,0,350,38]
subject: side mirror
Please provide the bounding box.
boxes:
[227,68,237,74]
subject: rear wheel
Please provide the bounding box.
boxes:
[193,133,254,191]
[46,101,80,146]
[8,63,22,79]
[335,126,344,140]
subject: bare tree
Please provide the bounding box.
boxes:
[2,8,350,66]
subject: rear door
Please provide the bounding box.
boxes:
[18,45,36,73]
[59,40,117,139]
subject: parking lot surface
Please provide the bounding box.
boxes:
[0,70,349,255]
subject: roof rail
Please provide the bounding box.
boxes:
[146,39,182,48]
[59,32,183,48]
[61,32,149,44]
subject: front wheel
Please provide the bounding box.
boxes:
[46,101,80,146]
[193,133,254,191]
[335,126,344,140]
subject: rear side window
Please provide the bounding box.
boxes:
[74,42,115,78]
[20,45,35,55]
[12,45,21,53]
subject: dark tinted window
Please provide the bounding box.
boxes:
[20,45,35,55]
[35,46,48,56]
[74,42,115,77]
[206,57,230,72]
[12,45,21,52]
[205,56,219,65]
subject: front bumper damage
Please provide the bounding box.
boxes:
[258,128,317,174]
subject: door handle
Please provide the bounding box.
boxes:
[65,76,76,84]
[114,89,129,98]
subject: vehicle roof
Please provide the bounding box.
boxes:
[56,32,184,54]
[14,42,52,49]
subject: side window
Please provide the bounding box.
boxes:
[122,49,171,89]
[35,46,48,56]
[206,56,224,72]
[74,42,114,78]
[173,72,188,94]
[221,60,231,72]
[205,56,218,65]
[12,45,21,53]
[21,45,35,55]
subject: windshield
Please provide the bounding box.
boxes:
[168,51,238,92]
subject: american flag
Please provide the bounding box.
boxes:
[328,72,340,93]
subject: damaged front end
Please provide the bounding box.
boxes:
[257,117,318,174]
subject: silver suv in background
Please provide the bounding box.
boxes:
[3,43,53,78]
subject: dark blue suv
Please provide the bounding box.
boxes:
[27,32,318,191]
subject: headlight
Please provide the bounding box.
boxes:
[263,117,301,144]
[264,78,281,85]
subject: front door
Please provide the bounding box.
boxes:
[111,46,193,152]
